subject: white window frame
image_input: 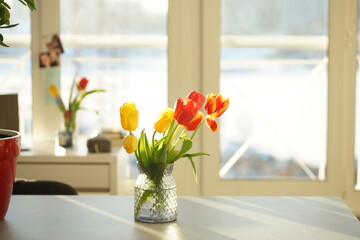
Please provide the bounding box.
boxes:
[201,0,360,215]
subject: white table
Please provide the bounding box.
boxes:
[1,196,359,240]
[17,139,127,194]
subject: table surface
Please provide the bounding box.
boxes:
[1,196,359,240]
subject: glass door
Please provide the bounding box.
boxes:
[202,0,344,196]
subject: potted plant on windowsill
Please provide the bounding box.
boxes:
[0,0,35,220]
[0,0,36,47]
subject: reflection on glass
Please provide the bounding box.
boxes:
[220,0,328,180]
[60,0,168,177]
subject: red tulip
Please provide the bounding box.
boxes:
[206,116,218,132]
[174,97,197,125]
[65,110,72,121]
[205,93,229,118]
[187,91,205,111]
[185,111,204,131]
[77,77,89,90]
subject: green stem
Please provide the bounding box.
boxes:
[166,123,180,150]
[172,128,186,150]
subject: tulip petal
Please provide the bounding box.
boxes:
[174,97,197,125]
[205,93,217,115]
[154,108,174,133]
[186,111,204,131]
[187,91,205,111]
[206,117,218,132]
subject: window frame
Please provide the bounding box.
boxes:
[201,0,360,215]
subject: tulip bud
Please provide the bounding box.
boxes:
[123,135,138,154]
[120,102,139,131]
[154,108,174,133]
[77,77,89,90]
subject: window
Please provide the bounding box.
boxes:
[219,0,328,180]
[0,1,32,147]
[60,0,168,177]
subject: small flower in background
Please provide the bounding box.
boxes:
[119,91,229,181]
[48,85,66,112]
[64,110,72,121]
[48,77,105,133]
[77,77,89,90]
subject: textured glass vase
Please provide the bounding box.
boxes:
[134,162,177,223]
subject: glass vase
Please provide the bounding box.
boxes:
[57,131,73,148]
[134,162,177,223]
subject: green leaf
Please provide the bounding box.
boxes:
[154,145,167,164]
[17,0,26,6]
[1,1,11,9]
[0,23,18,28]
[185,155,198,184]
[185,152,209,157]
[168,150,180,163]
[0,33,9,47]
[74,89,105,110]
[143,131,152,160]
[23,0,36,11]
[138,131,151,165]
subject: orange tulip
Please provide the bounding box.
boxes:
[206,116,218,132]
[187,91,205,111]
[185,112,204,131]
[174,97,197,126]
[205,93,229,118]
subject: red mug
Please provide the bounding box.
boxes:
[0,129,20,220]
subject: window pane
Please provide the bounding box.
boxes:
[60,0,168,177]
[219,0,328,180]
[0,1,32,147]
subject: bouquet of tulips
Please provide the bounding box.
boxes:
[48,77,105,133]
[119,91,229,181]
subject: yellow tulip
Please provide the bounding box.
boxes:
[154,108,174,133]
[120,102,139,131]
[48,85,60,97]
[123,134,138,154]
